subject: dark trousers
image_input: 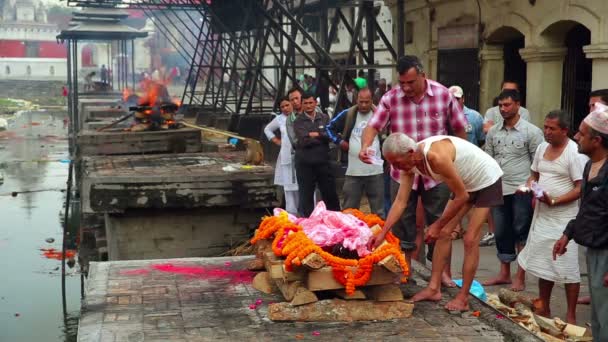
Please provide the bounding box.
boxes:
[296,161,340,217]
[491,193,533,263]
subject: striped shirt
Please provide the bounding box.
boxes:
[368,79,467,190]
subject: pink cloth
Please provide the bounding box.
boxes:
[276,202,372,257]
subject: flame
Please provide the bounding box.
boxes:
[138,80,160,106]
[171,97,182,107]
[122,87,132,102]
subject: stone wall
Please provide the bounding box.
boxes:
[0,79,66,105]
[104,208,264,260]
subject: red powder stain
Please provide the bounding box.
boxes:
[119,269,150,276]
[40,248,76,260]
[151,263,254,284]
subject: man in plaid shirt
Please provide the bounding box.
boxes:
[360,55,467,287]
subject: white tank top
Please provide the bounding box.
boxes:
[418,135,503,192]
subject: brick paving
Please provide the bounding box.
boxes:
[77,256,542,342]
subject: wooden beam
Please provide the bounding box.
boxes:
[378,255,403,273]
[332,289,366,300]
[301,253,326,270]
[251,271,276,294]
[363,284,404,302]
[290,287,318,306]
[306,265,399,292]
[268,299,414,322]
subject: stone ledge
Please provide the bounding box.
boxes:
[410,260,542,342]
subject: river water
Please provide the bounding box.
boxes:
[0,111,79,342]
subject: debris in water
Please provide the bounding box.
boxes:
[67,258,76,268]
[40,248,76,260]
[45,238,55,243]
[14,313,20,317]
[11,192,17,197]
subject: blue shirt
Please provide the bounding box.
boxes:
[463,106,485,146]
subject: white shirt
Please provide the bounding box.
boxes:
[417,135,503,192]
[347,111,383,176]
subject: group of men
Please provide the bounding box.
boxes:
[358,55,607,339]
[265,54,607,339]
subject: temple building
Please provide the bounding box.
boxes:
[0,0,67,80]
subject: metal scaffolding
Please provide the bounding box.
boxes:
[66,0,405,117]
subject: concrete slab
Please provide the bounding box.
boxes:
[81,152,277,213]
[77,128,203,155]
[78,256,541,342]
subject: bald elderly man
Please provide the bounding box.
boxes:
[372,133,503,311]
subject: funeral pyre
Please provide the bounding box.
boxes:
[251,202,410,296]
[122,82,182,132]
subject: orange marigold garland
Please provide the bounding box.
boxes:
[250,209,410,295]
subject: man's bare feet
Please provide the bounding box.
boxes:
[445,296,469,311]
[577,296,591,305]
[510,278,525,292]
[482,276,512,286]
[441,272,456,288]
[566,314,576,325]
[411,287,442,302]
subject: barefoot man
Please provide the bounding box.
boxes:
[370,133,503,311]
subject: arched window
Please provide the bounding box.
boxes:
[26,65,32,76]
[49,66,55,76]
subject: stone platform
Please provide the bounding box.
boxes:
[77,128,203,156]
[78,256,540,342]
[81,151,276,214]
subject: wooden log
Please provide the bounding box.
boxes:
[263,251,284,279]
[377,255,403,273]
[538,332,566,342]
[301,253,326,270]
[290,287,318,306]
[268,299,414,322]
[246,258,265,271]
[564,323,591,338]
[332,289,366,300]
[498,288,542,310]
[306,265,399,291]
[255,239,271,258]
[282,264,305,282]
[251,272,276,294]
[363,284,404,302]
[533,314,565,338]
[274,279,303,301]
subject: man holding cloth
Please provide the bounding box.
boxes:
[554,103,608,340]
[360,55,467,287]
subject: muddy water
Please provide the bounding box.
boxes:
[0,111,79,342]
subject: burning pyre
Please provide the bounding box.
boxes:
[123,81,182,132]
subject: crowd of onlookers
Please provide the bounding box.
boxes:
[264,54,608,339]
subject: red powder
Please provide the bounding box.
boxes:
[151,263,254,284]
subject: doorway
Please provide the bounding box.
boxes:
[561,24,591,130]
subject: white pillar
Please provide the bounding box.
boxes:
[519,46,567,126]
[584,44,608,90]
[479,45,504,113]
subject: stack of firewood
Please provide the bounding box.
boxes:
[248,238,414,322]
[486,289,592,341]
